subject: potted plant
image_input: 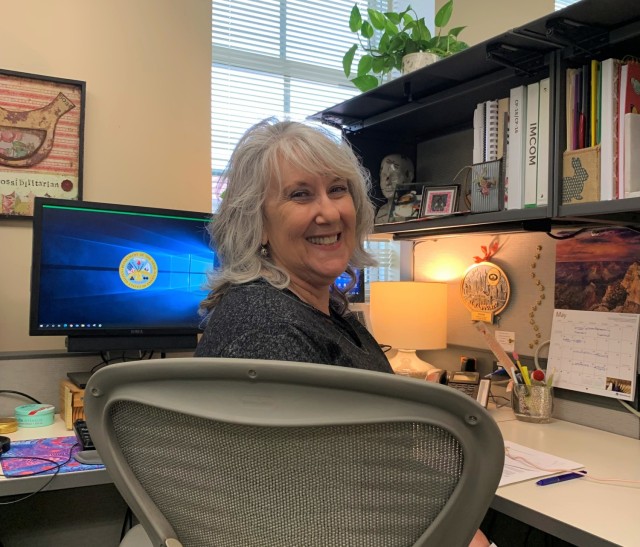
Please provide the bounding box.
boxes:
[343,0,468,92]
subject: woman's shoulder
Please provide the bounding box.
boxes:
[218,279,292,309]
[207,279,307,326]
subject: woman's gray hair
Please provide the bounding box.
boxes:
[200,117,377,314]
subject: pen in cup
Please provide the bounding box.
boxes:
[536,470,587,486]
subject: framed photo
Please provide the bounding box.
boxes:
[421,185,459,216]
[0,69,85,219]
[388,183,424,222]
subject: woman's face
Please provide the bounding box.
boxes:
[262,164,357,292]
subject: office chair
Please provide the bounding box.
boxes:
[83,358,504,547]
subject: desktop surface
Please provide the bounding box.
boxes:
[0,415,109,497]
[2,409,639,547]
[492,406,640,547]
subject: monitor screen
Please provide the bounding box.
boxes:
[335,268,365,303]
[29,198,217,352]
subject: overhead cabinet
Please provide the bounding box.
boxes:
[311,0,640,238]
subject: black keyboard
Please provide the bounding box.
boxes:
[73,419,96,451]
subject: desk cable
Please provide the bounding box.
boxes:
[0,441,78,505]
[0,390,41,405]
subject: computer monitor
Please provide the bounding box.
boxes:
[29,197,217,353]
[334,268,365,303]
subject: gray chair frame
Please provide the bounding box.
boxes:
[84,358,504,547]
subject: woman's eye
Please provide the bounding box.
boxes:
[330,185,349,195]
[289,189,311,200]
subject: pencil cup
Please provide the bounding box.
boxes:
[512,385,553,423]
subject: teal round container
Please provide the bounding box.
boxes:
[15,404,55,428]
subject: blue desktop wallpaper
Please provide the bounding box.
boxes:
[34,206,217,333]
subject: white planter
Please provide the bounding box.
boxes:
[402,52,440,74]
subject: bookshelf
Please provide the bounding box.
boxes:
[312,0,640,238]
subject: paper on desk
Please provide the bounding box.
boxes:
[500,441,584,487]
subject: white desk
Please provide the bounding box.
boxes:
[0,415,110,497]
[491,406,640,547]
[3,411,639,546]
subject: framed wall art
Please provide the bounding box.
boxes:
[421,185,459,216]
[388,183,424,223]
[0,69,85,219]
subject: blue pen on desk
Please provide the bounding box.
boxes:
[536,470,587,486]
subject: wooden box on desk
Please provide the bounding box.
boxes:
[59,379,86,430]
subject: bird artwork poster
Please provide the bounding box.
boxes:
[0,69,85,218]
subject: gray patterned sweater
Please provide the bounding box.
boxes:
[195,279,392,374]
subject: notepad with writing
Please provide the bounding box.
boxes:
[500,441,584,487]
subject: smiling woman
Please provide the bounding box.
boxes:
[194,118,391,373]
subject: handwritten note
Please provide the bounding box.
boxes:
[500,441,584,487]
[548,309,639,401]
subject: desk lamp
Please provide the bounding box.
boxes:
[370,281,447,379]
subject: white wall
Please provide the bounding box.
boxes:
[437,0,554,46]
[0,0,211,352]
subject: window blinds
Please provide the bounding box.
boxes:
[555,0,580,9]
[212,0,397,207]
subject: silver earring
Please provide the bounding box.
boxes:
[260,245,268,257]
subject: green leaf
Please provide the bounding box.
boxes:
[389,33,406,52]
[351,75,379,92]
[404,40,419,54]
[448,40,469,53]
[401,12,413,26]
[383,17,399,35]
[371,56,386,73]
[383,56,396,72]
[435,0,453,29]
[343,44,358,76]
[403,19,417,32]
[385,12,401,25]
[361,20,374,39]
[393,52,404,71]
[426,37,441,52]
[416,19,432,42]
[449,26,466,38]
[378,31,390,52]
[368,8,386,31]
[356,54,373,77]
[349,4,362,32]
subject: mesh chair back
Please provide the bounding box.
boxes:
[84,358,504,547]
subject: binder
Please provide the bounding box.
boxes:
[524,81,540,208]
[537,78,551,206]
[473,102,486,164]
[599,58,621,200]
[624,112,640,198]
[617,61,640,199]
[506,85,526,210]
[484,99,499,161]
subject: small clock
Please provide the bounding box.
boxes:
[459,261,511,323]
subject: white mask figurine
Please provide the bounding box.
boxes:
[375,154,415,223]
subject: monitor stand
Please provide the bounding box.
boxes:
[67,371,92,389]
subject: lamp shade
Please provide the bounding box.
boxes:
[370,281,447,350]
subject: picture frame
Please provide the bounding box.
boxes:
[0,69,85,219]
[388,183,424,223]
[421,185,459,216]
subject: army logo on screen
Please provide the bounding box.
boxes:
[119,251,158,290]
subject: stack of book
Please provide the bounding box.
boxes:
[474,77,551,211]
[565,58,640,202]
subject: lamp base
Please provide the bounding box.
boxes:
[389,349,443,382]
